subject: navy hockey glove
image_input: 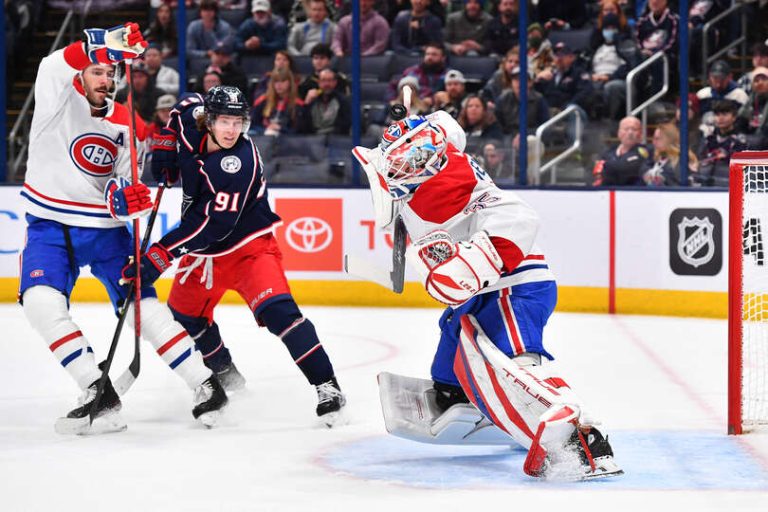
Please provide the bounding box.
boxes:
[83,22,147,64]
[151,129,180,185]
[105,177,153,221]
[121,244,173,288]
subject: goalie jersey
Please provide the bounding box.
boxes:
[158,95,281,257]
[22,43,144,228]
[401,143,555,292]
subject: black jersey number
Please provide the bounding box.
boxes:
[214,191,241,213]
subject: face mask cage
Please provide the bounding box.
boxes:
[380,121,445,199]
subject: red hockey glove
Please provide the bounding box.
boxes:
[121,244,173,288]
[105,177,153,221]
[84,22,147,64]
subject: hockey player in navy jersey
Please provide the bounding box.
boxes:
[139,85,347,427]
[19,23,228,434]
[355,112,622,479]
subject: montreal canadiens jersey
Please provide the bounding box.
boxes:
[23,42,144,228]
[401,143,556,291]
[158,95,281,257]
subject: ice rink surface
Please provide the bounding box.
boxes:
[2,303,768,511]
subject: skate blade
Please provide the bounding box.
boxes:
[197,410,222,429]
[581,457,624,480]
[319,409,349,428]
[54,410,127,436]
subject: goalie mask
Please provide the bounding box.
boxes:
[379,115,446,199]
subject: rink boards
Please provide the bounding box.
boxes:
[0,186,729,317]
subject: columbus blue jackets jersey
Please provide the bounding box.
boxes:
[158,94,281,257]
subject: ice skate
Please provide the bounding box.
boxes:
[316,377,347,428]
[192,376,228,428]
[433,381,470,412]
[559,427,623,480]
[216,361,246,392]
[54,377,126,435]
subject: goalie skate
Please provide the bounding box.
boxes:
[542,427,623,481]
[54,377,126,436]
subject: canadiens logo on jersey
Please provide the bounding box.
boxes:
[69,133,121,177]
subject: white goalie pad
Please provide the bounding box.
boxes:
[352,146,397,230]
[377,372,516,445]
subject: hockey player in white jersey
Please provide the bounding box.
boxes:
[18,22,228,433]
[354,111,622,479]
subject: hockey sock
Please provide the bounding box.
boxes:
[125,298,211,389]
[169,308,232,373]
[258,299,334,386]
[22,286,101,389]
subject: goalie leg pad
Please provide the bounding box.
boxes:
[125,298,211,388]
[23,285,101,389]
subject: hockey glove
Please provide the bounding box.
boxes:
[84,22,147,64]
[151,129,180,185]
[105,177,153,221]
[121,244,173,288]
[407,230,503,306]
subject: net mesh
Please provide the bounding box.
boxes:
[741,164,768,427]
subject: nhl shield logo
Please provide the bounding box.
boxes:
[669,208,722,276]
[677,217,715,268]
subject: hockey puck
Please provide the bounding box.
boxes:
[390,104,407,121]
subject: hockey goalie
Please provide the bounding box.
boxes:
[353,111,623,480]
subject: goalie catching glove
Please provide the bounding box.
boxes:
[105,177,153,221]
[407,230,503,305]
[84,22,147,64]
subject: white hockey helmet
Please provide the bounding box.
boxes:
[379,115,447,199]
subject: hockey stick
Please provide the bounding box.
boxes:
[387,87,410,294]
[89,59,143,424]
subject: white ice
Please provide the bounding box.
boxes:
[1,303,768,511]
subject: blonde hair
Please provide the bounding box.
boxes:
[655,123,698,169]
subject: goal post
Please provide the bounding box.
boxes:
[729,151,768,435]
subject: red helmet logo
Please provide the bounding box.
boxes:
[69,133,119,177]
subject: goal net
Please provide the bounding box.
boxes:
[729,151,768,434]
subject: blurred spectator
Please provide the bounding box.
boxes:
[676,93,703,150]
[697,60,749,137]
[390,0,444,55]
[251,68,308,135]
[495,66,550,135]
[386,76,432,120]
[187,0,235,59]
[253,49,301,97]
[144,3,178,58]
[527,23,554,81]
[635,0,678,59]
[287,0,336,55]
[299,43,350,98]
[433,70,468,119]
[589,0,631,53]
[737,42,768,96]
[305,68,351,134]
[484,0,519,57]
[143,45,180,96]
[696,100,748,186]
[116,62,165,123]
[481,47,519,104]
[218,0,248,8]
[643,123,698,186]
[535,0,588,30]
[589,13,638,120]
[458,95,504,139]
[534,42,594,114]
[592,116,651,186]
[444,0,492,56]
[205,39,249,93]
[739,67,768,150]
[146,94,177,147]
[386,43,447,103]
[332,0,390,56]
[236,0,289,56]
[482,141,513,180]
[688,0,727,74]
[199,70,224,93]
